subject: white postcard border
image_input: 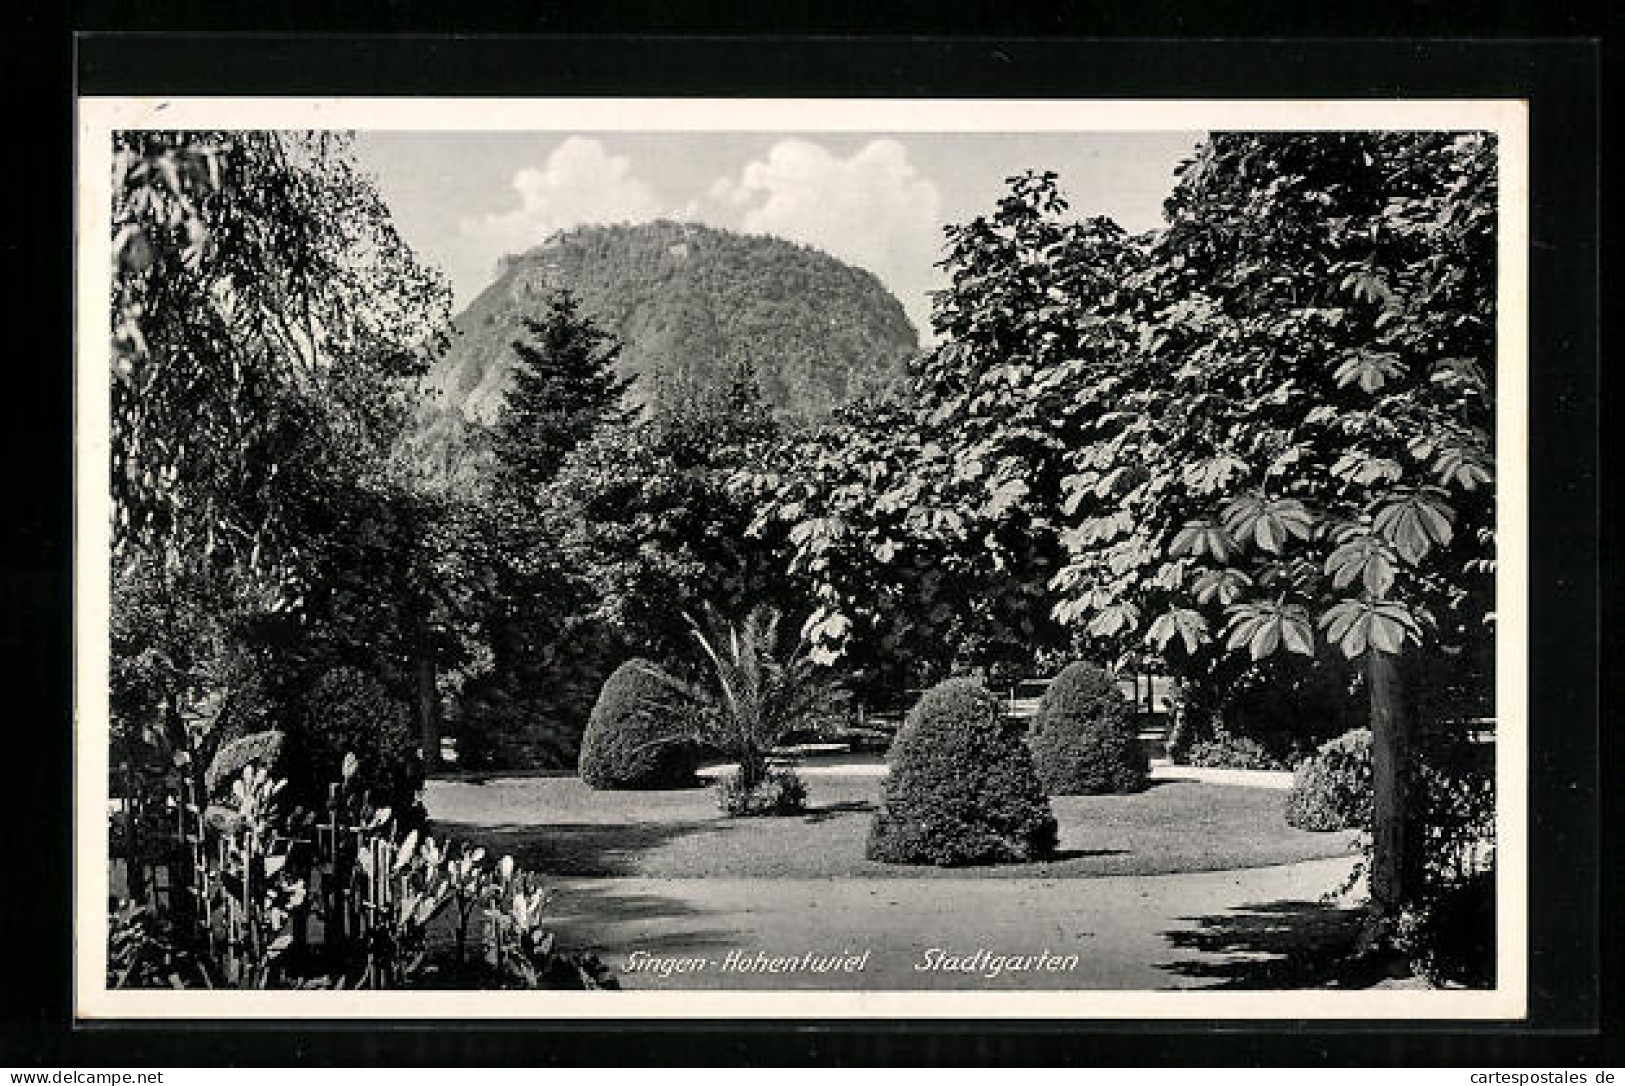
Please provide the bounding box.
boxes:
[74,95,1529,1021]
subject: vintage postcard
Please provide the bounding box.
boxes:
[74,96,1528,1019]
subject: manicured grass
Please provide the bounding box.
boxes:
[428,772,1356,880]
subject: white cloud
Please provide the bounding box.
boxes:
[706,139,944,339]
[450,136,942,339]
[456,137,662,289]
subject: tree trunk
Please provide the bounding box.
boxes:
[416,652,441,771]
[1366,649,1413,918]
[738,747,769,793]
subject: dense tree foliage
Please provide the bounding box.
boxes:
[110,132,455,778]
[112,131,450,573]
[546,364,786,665]
[1050,133,1497,913]
[454,310,794,766]
[744,136,1496,919]
[450,294,633,767]
[736,174,1153,694]
[1051,134,1495,678]
[488,294,634,503]
[109,126,1498,935]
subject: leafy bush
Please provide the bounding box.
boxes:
[1164,706,1205,765]
[1285,724,1497,839]
[1393,731,1495,986]
[867,678,1058,866]
[1179,654,1361,766]
[716,767,807,816]
[1413,725,1496,884]
[204,729,285,798]
[1026,662,1149,795]
[1284,728,1373,831]
[1396,866,1495,988]
[578,659,699,790]
[1186,730,1285,771]
[287,666,425,827]
[109,753,617,990]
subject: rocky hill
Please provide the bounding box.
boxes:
[426,220,920,424]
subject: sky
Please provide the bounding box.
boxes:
[352,131,1203,340]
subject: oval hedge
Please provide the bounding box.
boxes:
[867,677,1057,866]
[578,659,699,790]
[1027,661,1149,795]
[1284,727,1373,831]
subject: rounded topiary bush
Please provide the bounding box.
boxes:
[578,659,699,790]
[288,666,426,827]
[867,678,1058,866]
[1026,661,1149,795]
[1284,727,1372,831]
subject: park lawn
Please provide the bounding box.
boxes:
[427,773,1357,880]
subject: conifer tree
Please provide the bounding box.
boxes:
[460,292,634,767]
[490,291,633,505]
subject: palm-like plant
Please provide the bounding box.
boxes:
[643,603,841,796]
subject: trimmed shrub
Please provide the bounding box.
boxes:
[1026,662,1149,795]
[1284,728,1373,831]
[287,666,425,828]
[578,659,700,790]
[1186,730,1285,770]
[717,767,807,816]
[867,678,1058,866]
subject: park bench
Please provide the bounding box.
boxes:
[848,672,1177,757]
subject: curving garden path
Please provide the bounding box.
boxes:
[426,760,1376,990]
[536,857,1367,990]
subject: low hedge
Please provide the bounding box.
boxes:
[1027,662,1149,795]
[1186,730,1285,771]
[867,678,1057,866]
[1284,728,1373,831]
[577,659,699,790]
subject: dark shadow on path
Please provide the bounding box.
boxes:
[545,881,744,956]
[1047,848,1131,862]
[434,818,725,877]
[1155,898,1411,989]
[799,799,874,824]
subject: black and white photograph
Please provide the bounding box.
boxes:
[74,97,1527,1019]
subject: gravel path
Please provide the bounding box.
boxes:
[540,856,1366,990]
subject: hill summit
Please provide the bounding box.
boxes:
[428,220,920,422]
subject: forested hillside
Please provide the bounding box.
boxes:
[428,220,919,424]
